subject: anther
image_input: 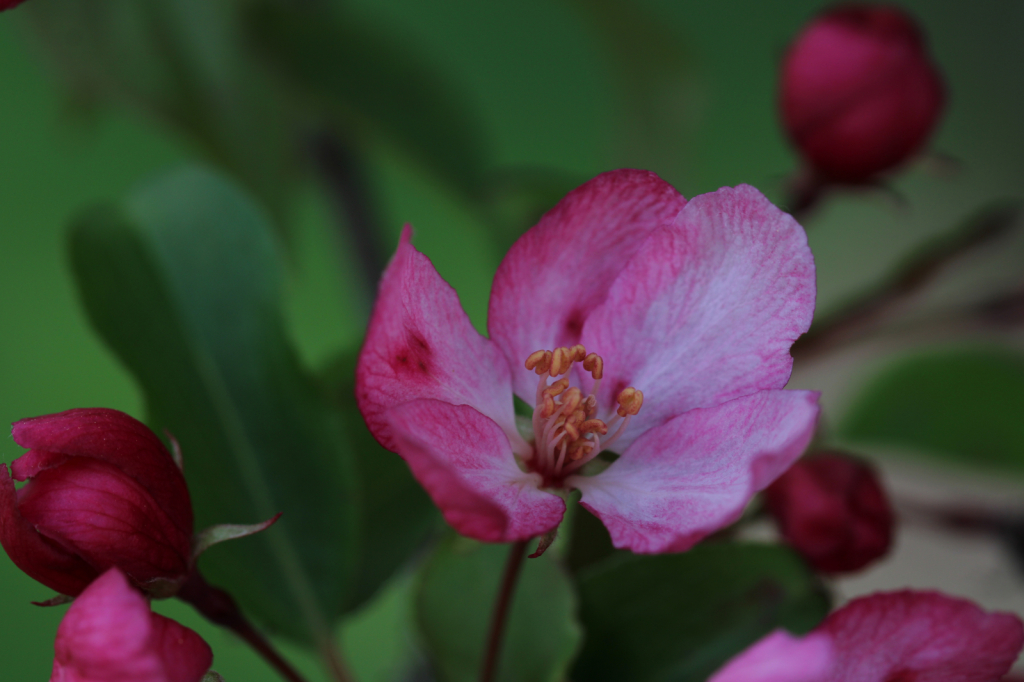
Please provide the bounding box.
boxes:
[543,378,569,399]
[540,393,557,418]
[560,387,583,414]
[616,388,644,417]
[578,419,609,436]
[550,347,574,376]
[583,353,604,380]
[568,441,595,461]
[525,349,552,375]
[571,344,587,362]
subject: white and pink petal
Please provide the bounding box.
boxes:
[580,185,815,449]
[357,226,520,452]
[384,400,565,543]
[708,630,833,682]
[570,390,819,554]
[488,169,688,402]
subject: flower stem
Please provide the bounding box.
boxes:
[177,570,311,682]
[479,540,529,682]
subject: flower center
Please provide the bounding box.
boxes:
[521,345,643,484]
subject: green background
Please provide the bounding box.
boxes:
[2,0,1023,679]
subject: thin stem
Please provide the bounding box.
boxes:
[319,639,356,682]
[479,540,529,682]
[177,570,311,682]
[792,202,1021,361]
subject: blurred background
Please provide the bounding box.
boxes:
[2,0,1023,679]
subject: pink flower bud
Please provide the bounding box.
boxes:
[779,5,945,184]
[764,451,893,573]
[0,408,194,597]
[51,568,213,682]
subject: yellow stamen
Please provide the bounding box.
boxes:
[616,388,644,417]
[525,350,552,375]
[550,347,573,377]
[524,346,644,481]
[543,378,569,399]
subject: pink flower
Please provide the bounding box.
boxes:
[51,568,213,682]
[356,169,819,553]
[709,590,1024,682]
[0,408,194,597]
[764,451,893,573]
[709,630,833,682]
[780,5,945,184]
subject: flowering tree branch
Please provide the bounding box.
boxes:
[792,202,1020,361]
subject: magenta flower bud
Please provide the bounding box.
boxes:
[51,568,213,682]
[0,408,194,597]
[779,4,945,184]
[764,451,893,574]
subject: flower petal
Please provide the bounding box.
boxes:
[0,464,97,596]
[384,400,565,542]
[52,568,212,682]
[357,226,519,452]
[19,457,191,586]
[53,568,162,682]
[488,169,688,401]
[580,185,815,450]
[821,591,1024,682]
[708,630,833,682]
[571,390,819,554]
[12,408,193,538]
[150,612,217,682]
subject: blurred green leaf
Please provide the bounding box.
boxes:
[22,0,297,222]
[565,504,617,575]
[572,543,829,682]
[565,0,695,175]
[243,1,487,198]
[68,166,357,644]
[416,535,582,682]
[838,348,1024,473]
[320,350,441,613]
[481,166,586,253]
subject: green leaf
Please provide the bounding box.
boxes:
[243,1,487,198]
[319,350,441,613]
[22,0,298,223]
[838,348,1024,474]
[480,167,586,254]
[566,0,694,175]
[416,535,582,682]
[572,543,830,682]
[68,166,358,644]
[565,504,617,575]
